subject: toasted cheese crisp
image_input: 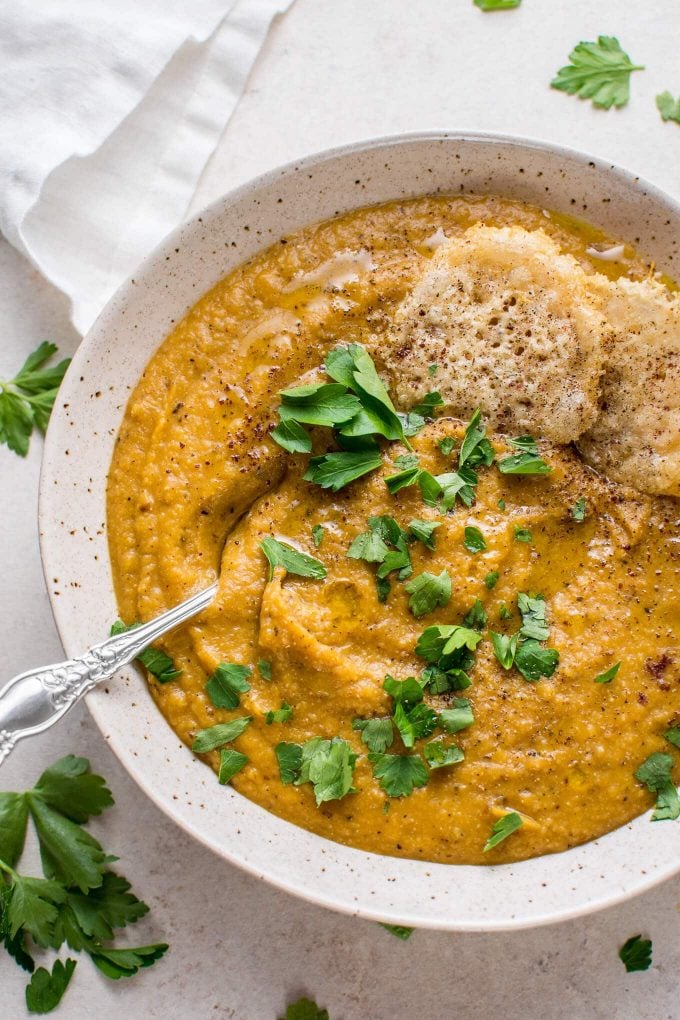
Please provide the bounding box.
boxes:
[578,276,680,497]
[384,225,606,443]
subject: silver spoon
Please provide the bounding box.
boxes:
[0,582,218,764]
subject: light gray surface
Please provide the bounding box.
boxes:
[2,1,680,1017]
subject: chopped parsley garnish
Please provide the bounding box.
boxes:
[408,518,440,549]
[368,752,429,798]
[551,36,643,110]
[110,620,181,683]
[416,624,481,694]
[484,570,499,590]
[0,755,167,1012]
[514,526,532,544]
[393,701,439,748]
[497,436,552,475]
[423,740,464,770]
[277,381,361,427]
[517,593,549,641]
[490,631,519,670]
[491,593,559,681]
[438,698,474,734]
[657,91,680,125]
[619,935,652,973]
[438,436,455,456]
[412,391,444,419]
[459,409,495,470]
[348,516,414,594]
[347,528,390,563]
[497,498,506,511]
[0,342,71,457]
[270,418,312,454]
[463,525,486,553]
[385,454,422,494]
[312,524,325,548]
[463,598,487,630]
[428,363,438,377]
[258,658,273,680]
[304,448,384,491]
[218,749,248,785]
[474,0,520,8]
[594,662,620,684]
[260,537,327,579]
[379,923,414,940]
[280,997,329,1020]
[326,343,406,442]
[192,717,251,752]
[205,662,252,710]
[275,738,357,805]
[571,497,587,522]
[483,811,523,852]
[514,640,559,682]
[352,717,394,754]
[265,703,293,725]
[499,602,512,620]
[404,570,451,618]
[665,727,680,750]
[635,753,680,821]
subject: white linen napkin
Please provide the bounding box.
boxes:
[0,0,292,333]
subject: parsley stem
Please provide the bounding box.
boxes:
[0,856,17,881]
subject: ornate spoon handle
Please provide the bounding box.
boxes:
[0,582,218,764]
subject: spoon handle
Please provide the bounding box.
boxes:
[0,582,218,764]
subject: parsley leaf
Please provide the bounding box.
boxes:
[551,36,643,110]
[415,625,482,664]
[218,749,248,785]
[280,997,329,1020]
[483,811,523,852]
[517,592,549,641]
[347,528,390,563]
[571,497,587,522]
[497,436,551,475]
[463,598,487,630]
[657,91,680,125]
[665,727,680,750]
[7,876,66,944]
[439,698,474,733]
[270,418,312,454]
[0,794,29,868]
[258,658,273,681]
[304,449,384,491]
[619,935,652,973]
[474,0,520,8]
[458,409,494,469]
[484,571,499,590]
[412,391,444,419]
[514,526,532,544]
[32,756,114,826]
[110,621,181,683]
[379,923,414,940]
[463,525,486,553]
[277,382,361,427]
[385,460,422,494]
[352,717,394,753]
[423,739,465,770]
[89,943,168,980]
[205,663,252,710]
[514,640,560,683]
[408,519,440,550]
[368,752,429,798]
[265,703,293,725]
[275,738,357,805]
[635,753,680,821]
[325,344,406,442]
[393,702,438,748]
[312,524,325,548]
[428,364,438,377]
[260,538,326,579]
[490,632,519,670]
[438,436,455,456]
[25,958,76,1014]
[404,570,451,618]
[594,662,620,684]
[0,342,71,457]
[192,717,251,752]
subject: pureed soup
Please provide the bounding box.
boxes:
[107,195,680,865]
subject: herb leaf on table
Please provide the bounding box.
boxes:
[551,36,644,110]
[0,342,71,456]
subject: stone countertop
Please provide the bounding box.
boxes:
[1,2,679,1017]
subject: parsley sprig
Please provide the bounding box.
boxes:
[551,36,643,110]
[490,592,559,682]
[0,343,71,457]
[0,756,167,1014]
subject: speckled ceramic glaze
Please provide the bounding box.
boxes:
[39,133,680,931]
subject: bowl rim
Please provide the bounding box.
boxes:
[39,128,680,931]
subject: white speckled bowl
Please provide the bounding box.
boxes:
[39,132,680,931]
